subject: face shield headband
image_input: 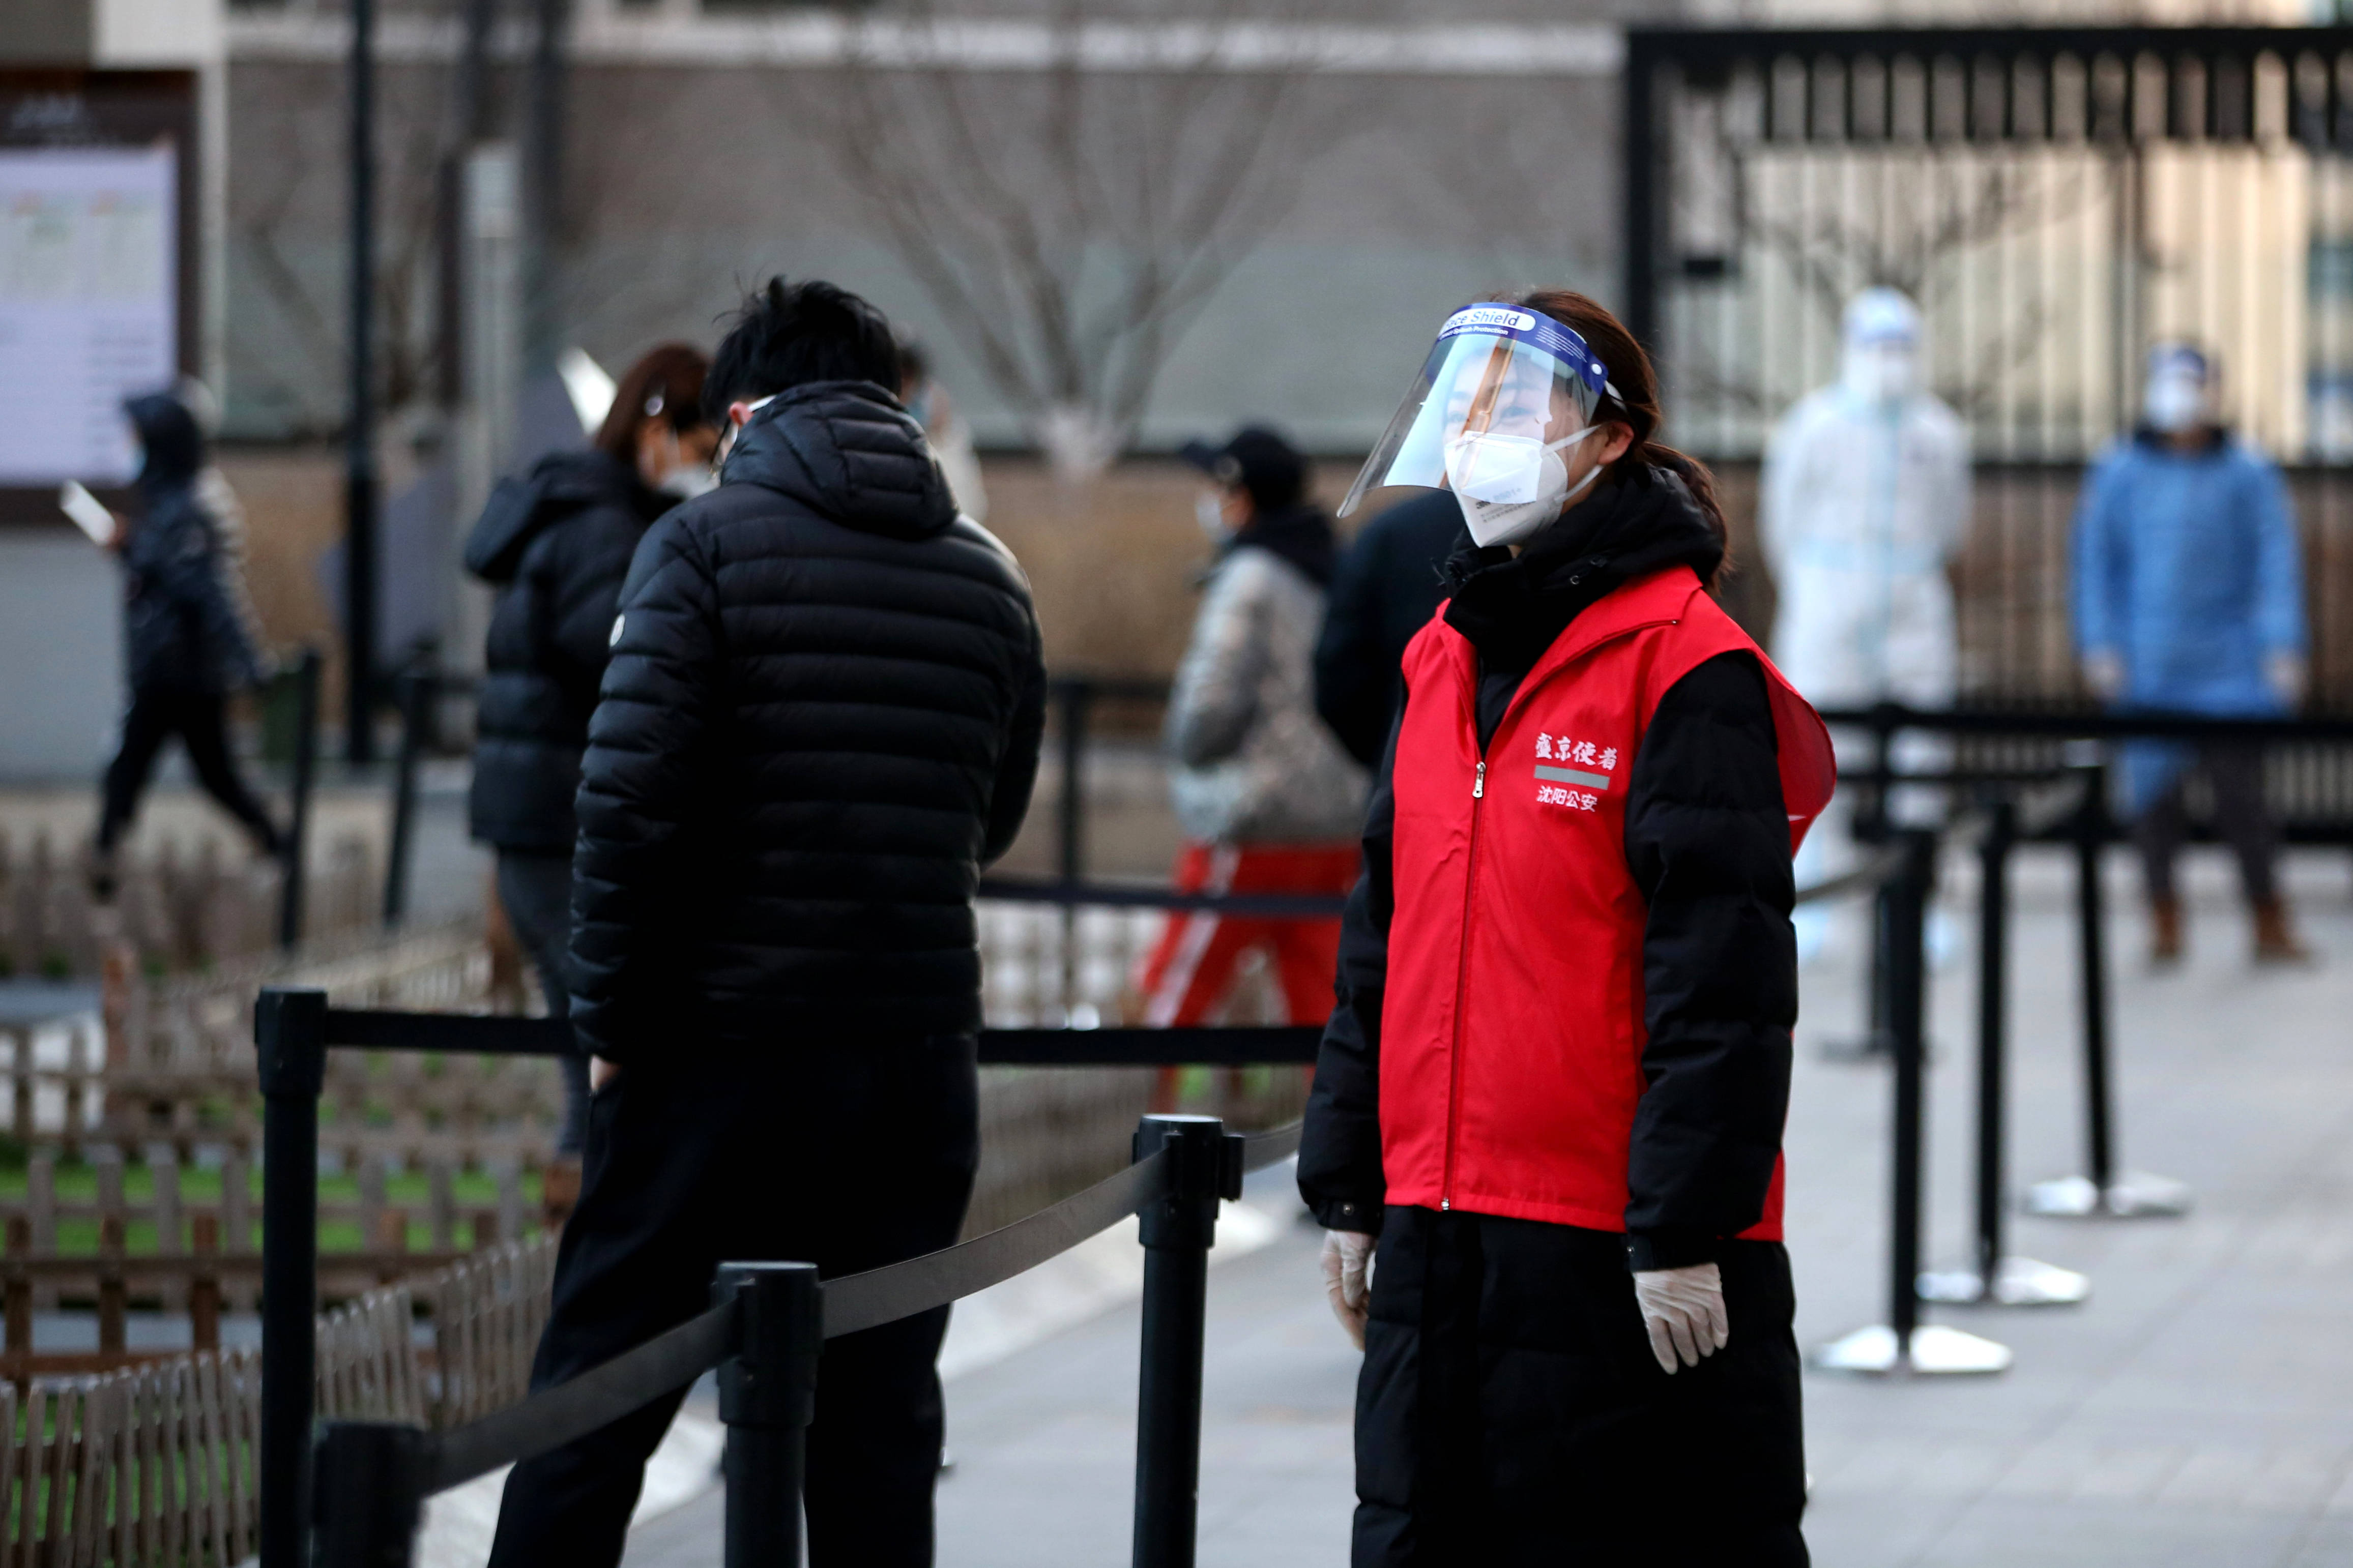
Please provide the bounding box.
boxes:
[1341,306,1616,523]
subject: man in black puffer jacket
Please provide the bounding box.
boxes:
[487,280,1046,1568]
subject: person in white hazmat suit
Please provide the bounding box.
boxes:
[1759,288,1971,961]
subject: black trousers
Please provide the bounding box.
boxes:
[486,1039,980,1568]
[2134,743,2279,905]
[97,687,279,855]
[492,852,592,1154]
[1354,1207,1808,1567]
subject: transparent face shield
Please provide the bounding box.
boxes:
[1340,306,1613,521]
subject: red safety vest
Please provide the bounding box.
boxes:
[1382,565,1835,1235]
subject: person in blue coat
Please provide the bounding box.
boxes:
[2072,344,2309,964]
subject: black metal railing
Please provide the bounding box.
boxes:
[253,992,1320,1568]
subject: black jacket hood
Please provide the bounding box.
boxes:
[1442,461,1724,677]
[1227,500,1338,588]
[125,392,204,494]
[720,380,956,541]
[464,450,663,584]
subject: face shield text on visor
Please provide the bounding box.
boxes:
[1341,305,1614,549]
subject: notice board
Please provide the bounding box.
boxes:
[0,70,195,525]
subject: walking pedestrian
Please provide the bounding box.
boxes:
[1758,287,1970,959]
[464,343,716,1172]
[1300,291,1835,1565]
[93,389,282,894]
[1313,489,1463,768]
[1135,425,1366,1031]
[485,278,1047,1568]
[2073,343,2310,964]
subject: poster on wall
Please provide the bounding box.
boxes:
[0,144,176,486]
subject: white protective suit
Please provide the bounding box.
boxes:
[1759,290,1971,940]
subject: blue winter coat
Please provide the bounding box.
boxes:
[2070,430,2306,808]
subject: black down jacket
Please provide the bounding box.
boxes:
[465,451,672,854]
[120,395,266,697]
[568,381,1048,1062]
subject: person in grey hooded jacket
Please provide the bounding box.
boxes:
[1136,426,1367,1028]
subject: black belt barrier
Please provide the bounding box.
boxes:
[260,992,1320,1568]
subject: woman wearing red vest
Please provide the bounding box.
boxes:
[1299,292,1835,1565]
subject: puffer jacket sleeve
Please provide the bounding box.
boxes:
[1620,650,1796,1271]
[983,608,1048,867]
[568,513,721,1062]
[1297,709,1398,1234]
[1165,551,1270,769]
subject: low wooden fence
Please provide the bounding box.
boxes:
[0,1234,560,1567]
[0,829,379,984]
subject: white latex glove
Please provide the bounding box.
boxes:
[2081,649,2125,703]
[1633,1262,1730,1374]
[1320,1230,1375,1350]
[2267,651,2308,711]
[589,1055,620,1091]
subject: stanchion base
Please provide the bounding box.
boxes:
[1916,1256,2090,1306]
[2023,1171,2192,1218]
[1812,1323,2013,1376]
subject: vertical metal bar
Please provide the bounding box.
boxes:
[257,988,329,1568]
[716,1262,820,1568]
[1624,35,1660,352]
[2073,758,2116,1195]
[382,670,425,928]
[1057,681,1090,888]
[280,649,321,953]
[310,1422,426,1568]
[1885,831,1933,1354]
[345,0,379,765]
[1132,1115,1230,1568]
[1974,801,2016,1288]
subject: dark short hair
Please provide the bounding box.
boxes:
[704,277,901,423]
[593,343,711,462]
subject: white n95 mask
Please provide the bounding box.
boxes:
[1444,426,1601,548]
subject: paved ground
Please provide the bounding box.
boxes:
[623,840,2353,1567]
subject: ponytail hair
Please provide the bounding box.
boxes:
[1512,289,1730,585]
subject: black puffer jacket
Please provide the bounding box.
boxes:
[466,452,672,854]
[120,395,266,696]
[568,381,1048,1062]
[1298,465,1798,1272]
[1313,489,1464,767]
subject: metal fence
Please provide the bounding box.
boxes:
[1626,24,2353,708]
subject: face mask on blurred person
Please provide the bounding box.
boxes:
[2144,371,2207,434]
[1195,490,1232,540]
[1842,340,1919,407]
[1443,424,1602,549]
[658,462,717,500]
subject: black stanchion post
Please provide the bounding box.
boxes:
[1885,829,1929,1356]
[2074,757,2115,1195]
[382,668,425,927]
[279,648,322,952]
[1974,799,2014,1288]
[1131,1114,1240,1568]
[312,1421,427,1568]
[1816,830,2010,1373]
[2027,749,2190,1219]
[1916,799,2088,1307]
[257,987,329,1568]
[716,1261,821,1568]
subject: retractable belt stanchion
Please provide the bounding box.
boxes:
[1918,802,2088,1307]
[1816,830,2010,1375]
[1131,1114,1240,1568]
[2026,748,2191,1219]
[256,988,329,1568]
[312,1422,428,1568]
[717,1262,822,1568]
